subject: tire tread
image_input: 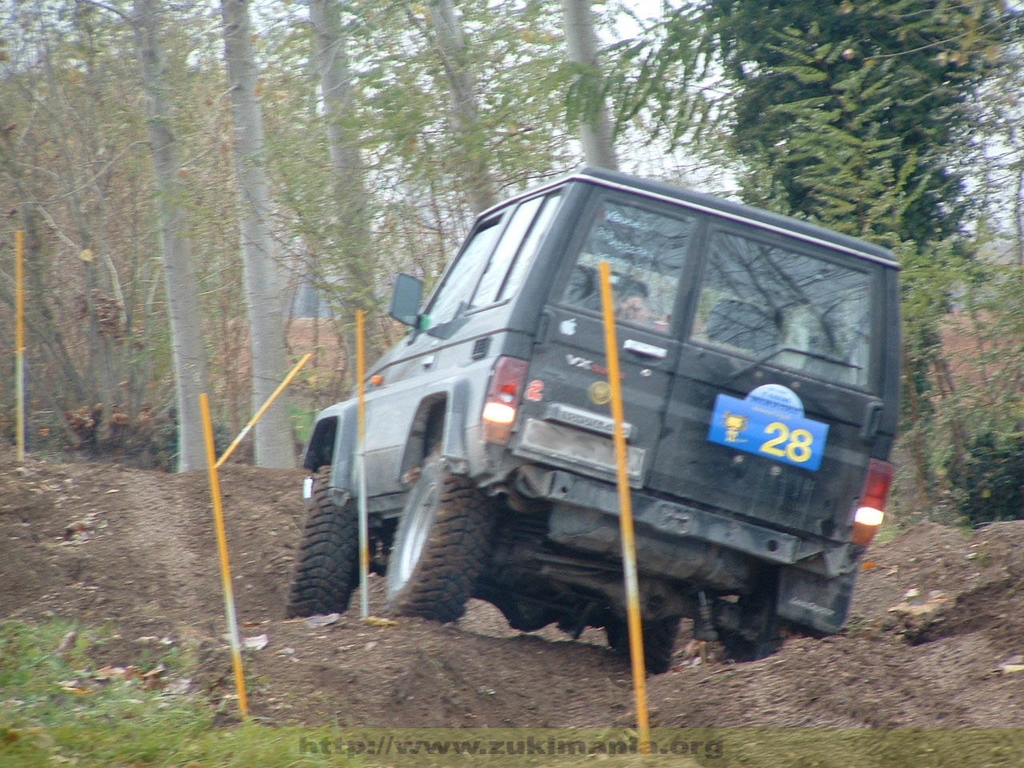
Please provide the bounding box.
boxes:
[286,466,359,618]
[388,458,494,623]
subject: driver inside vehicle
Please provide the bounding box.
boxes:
[617,294,651,324]
[563,264,669,329]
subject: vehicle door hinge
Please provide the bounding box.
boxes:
[534,312,550,344]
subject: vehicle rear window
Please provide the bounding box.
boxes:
[560,199,695,332]
[692,230,872,388]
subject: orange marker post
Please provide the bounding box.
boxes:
[200,392,248,717]
[214,353,312,468]
[356,309,370,618]
[598,261,651,754]
[15,231,25,462]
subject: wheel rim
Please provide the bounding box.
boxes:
[394,480,439,587]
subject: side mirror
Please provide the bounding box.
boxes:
[388,273,423,327]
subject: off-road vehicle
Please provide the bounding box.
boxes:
[286,167,901,673]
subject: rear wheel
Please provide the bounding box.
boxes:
[720,576,784,661]
[286,466,359,618]
[606,615,682,675]
[386,453,494,622]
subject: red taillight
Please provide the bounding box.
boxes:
[482,356,529,445]
[851,458,894,547]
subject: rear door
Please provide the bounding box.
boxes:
[648,221,892,540]
[512,193,698,487]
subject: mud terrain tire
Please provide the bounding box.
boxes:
[606,615,682,675]
[386,454,494,622]
[720,576,784,662]
[286,466,359,618]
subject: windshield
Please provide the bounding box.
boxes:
[692,230,872,388]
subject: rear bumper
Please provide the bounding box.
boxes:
[516,467,862,633]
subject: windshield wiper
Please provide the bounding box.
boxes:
[727,346,861,381]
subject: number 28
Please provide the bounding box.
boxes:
[760,422,814,463]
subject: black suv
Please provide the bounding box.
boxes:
[287,168,901,673]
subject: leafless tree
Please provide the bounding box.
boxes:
[561,0,618,170]
[133,0,210,471]
[221,0,296,468]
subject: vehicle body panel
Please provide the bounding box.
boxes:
[298,166,902,642]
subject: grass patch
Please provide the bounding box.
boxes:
[3,619,1024,767]
[0,618,212,766]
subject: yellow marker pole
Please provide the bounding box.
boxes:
[598,261,650,754]
[200,393,249,717]
[14,231,25,462]
[356,309,370,618]
[215,353,312,468]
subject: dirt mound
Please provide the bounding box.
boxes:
[3,451,1024,728]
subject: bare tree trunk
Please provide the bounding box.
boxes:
[309,0,375,314]
[133,0,210,472]
[560,0,618,170]
[1015,161,1024,273]
[310,0,363,193]
[221,0,296,468]
[427,0,497,214]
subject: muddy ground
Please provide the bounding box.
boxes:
[2,452,1024,729]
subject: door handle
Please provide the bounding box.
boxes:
[623,339,667,360]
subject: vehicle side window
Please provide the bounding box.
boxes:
[497,193,561,301]
[476,194,551,305]
[423,194,561,333]
[423,216,504,329]
[560,199,695,332]
[692,230,872,387]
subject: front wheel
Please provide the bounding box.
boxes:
[285,466,359,618]
[386,453,494,623]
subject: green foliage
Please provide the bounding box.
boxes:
[625,0,1015,248]
[893,259,1024,527]
[950,427,1024,528]
[604,2,727,154]
[254,0,578,392]
[621,0,1024,529]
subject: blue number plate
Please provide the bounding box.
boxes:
[706,384,829,471]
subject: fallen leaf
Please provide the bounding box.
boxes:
[304,613,341,629]
[93,666,128,681]
[243,634,269,651]
[362,616,398,627]
[889,597,949,617]
[56,631,78,655]
[140,668,166,691]
[163,678,192,696]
